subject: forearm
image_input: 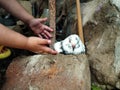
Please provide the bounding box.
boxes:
[0,0,34,24]
[0,24,28,49]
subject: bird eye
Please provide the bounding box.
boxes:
[76,37,78,40]
[69,39,71,43]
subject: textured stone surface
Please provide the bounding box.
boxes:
[114,36,120,74]
[84,1,120,89]
[2,54,90,90]
[110,0,120,12]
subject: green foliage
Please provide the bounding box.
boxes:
[91,84,102,90]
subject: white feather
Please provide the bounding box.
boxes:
[54,42,63,53]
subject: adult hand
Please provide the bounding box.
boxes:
[25,37,57,55]
[29,18,53,39]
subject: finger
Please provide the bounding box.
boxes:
[43,25,53,32]
[38,34,43,38]
[43,30,52,38]
[39,45,58,55]
[34,51,44,54]
[38,18,48,23]
[38,39,51,45]
[41,32,49,39]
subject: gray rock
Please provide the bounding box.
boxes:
[85,1,120,89]
[110,0,120,12]
[114,36,120,74]
[87,25,118,87]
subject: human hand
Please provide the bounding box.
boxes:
[25,37,57,55]
[29,18,53,39]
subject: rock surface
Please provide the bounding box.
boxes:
[2,54,90,90]
[110,0,120,12]
[84,1,120,89]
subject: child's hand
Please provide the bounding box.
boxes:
[25,37,57,55]
[29,18,53,39]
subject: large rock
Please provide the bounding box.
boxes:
[84,1,120,89]
[87,26,118,86]
[2,54,90,90]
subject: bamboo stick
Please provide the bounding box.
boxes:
[76,0,84,44]
[49,0,56,48]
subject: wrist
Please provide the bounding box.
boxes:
[21,37,30,51]
[23,37,35,52]
[26,16,34,25]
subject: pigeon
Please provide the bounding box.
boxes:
[54,34,85,54]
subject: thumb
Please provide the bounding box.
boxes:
[38,18,48,23]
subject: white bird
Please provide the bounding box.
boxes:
[54,34,85,55]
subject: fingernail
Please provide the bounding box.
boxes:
[52,50,58,55]
[48,40,51,44]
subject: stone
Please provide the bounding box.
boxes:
[2,54,91,90]
[110,0,120,12]
[84,1,120,89]
[114,36,120,75]
[87,26,118,86]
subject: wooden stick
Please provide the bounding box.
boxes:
[76,0,84,44]
[49,0,56,48]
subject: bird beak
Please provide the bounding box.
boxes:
[72,44,75,49]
